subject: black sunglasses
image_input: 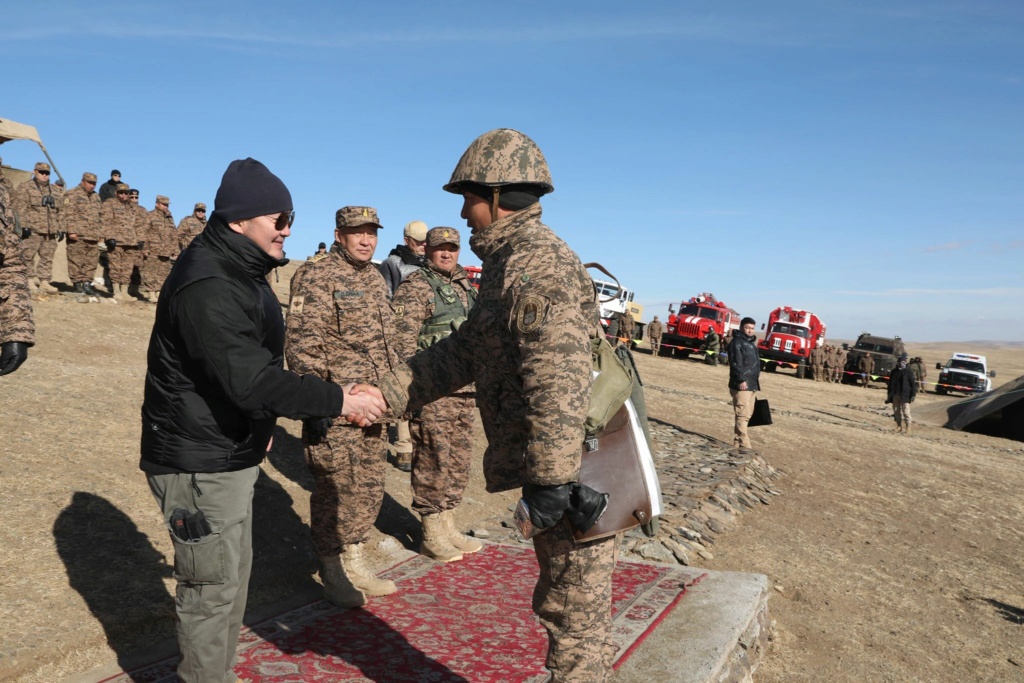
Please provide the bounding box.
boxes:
[37,170,51,175]
[275,211,295,230]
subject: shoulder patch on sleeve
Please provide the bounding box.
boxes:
[514,294,547,335]
[393,304,405,318]
[290,295,305,316]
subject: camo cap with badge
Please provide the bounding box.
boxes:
[336,206,383,230]
[426,226,460,247]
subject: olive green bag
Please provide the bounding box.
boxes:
[585,333,635,435]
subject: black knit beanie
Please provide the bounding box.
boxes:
[462,182,544,211]
[213,158,292,223]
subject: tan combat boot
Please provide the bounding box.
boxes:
[904,423,912,436]
[114,283,129,301]
[341,543,397,596]
[395,451,412,472]
[28,277,40,291]
[319,553,367,608]
[442,509,482,554]
[38,280,58,294]
[420,514,463,562]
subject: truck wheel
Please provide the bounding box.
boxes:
[796,362,807,379]
[936,386,946,395]
[765,361,777,373]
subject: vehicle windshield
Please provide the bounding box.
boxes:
[854,340,894,354]
[947,359,985,373]
[770,323,809,338]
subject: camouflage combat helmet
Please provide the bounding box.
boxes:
[443,128,553,195]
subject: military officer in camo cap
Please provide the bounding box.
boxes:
[378,129,617,682]
[177,202,207,252]
[285,205,403,608]
[12,162,66,293]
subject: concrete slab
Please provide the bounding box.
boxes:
[614,569,772,683]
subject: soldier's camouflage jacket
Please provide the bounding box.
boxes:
[380,204,594,492]
[102,198,140,244]
[392,263,475,360]
[12,177,65,236]
[63,185,104,241]
[145,208,177,258]
[177,215,205,251]
[0,184,35,345]
[285,244,399,419]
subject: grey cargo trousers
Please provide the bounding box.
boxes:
[147,466,259,683]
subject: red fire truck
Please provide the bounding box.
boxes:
[662,293,740,358]
[756,306,826,379]
[464,265,482,289]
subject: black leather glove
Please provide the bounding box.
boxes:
[522,483,572,529]
[566,482,610,533]
[56,231,67,242]
[137,240,145,250]
[304,417,333,444]
[0,342,29,376]
[105,238,116,250]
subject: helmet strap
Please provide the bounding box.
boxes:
[491,186,500,223]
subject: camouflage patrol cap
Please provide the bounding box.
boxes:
[335,206,383,230]
[35,162,51,172]
[116,183,130,192]
[128,188,139,196]
[426,226,460,247]
[403,220,428,241]
[194,202,206,210]
[82,172,98,182]
[443,128,553,195]
[156,195,170,205]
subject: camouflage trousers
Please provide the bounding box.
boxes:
[649,335,661,355]
[66,239,99,283]
[833,366,844,382]
[143,255,173,293]
[731,389,755,449]
[822,365,832,382]
[108,245,142,285]
[20,232,58,281]
[812,364,824,381]
[892,397,912,427]
[533,519,619,682]
[305,422,387,556]
[409,394,474,516]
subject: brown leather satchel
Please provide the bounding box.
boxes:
[575,400,663,542]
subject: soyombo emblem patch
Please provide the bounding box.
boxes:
[515,295,546,334]
[394,304,405,318]
[290,295,305,316]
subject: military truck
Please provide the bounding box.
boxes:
[842,332,906,384]
[0,117,65,187]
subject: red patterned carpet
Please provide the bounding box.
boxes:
[102,543,702,682]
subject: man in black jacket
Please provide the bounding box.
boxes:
[727,316,761,453]
[886,353,918,434]
[98,169,121,202]
[140,158,386,683]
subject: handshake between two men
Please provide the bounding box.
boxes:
[303,383,389,442]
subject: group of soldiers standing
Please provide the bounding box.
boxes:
[1,164,208,302]
[810,344,850,384]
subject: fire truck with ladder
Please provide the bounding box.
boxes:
[662,293,740,358]
[757,306,826,379]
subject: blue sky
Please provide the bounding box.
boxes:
[3,1,1021,341]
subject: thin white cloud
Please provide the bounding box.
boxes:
[923,241,971,253]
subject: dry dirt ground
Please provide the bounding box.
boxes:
[1,265,1022,682]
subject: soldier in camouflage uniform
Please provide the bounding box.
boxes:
[647,315,664,355]
[620,309,635,346]
[12,162,66,294]
[127,189,148,294]
[822,345,834,383]
[63,172,104,297]
[834,347,847,383]
[810,344,823,381]
[177,202,207,252]
[0,157,14,197]
[378,129,618,683]
[392,226,480,563]
[101,184,143,300]
[0,181,35,375]
[141,196,177,302]
[857,352,874,388]
[285,205,402,608]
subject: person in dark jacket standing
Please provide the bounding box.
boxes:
[98,169,121,202]
[727,317,760,453]
[140,158,386,683]
[886,353,918,434]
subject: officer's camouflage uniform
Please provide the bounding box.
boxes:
[810,345,823,381]
[0,183,35,346]
[392,253,477,516]
[822,346,834,383]
[384,199,617,683]
[620,311,635,345]
[128,195,149,285]
[177,204,206,251]
[63,176,104,285]
[647,317,664,355]
[857,353,874,387]
[101,187,142,285]
[834,348,847,383]
[285,231,399,556]
[12,168,65,283]
[143,198,176,294]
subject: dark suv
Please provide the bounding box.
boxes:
[843,333,906,384]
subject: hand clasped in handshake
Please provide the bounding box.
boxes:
[341,383,388,427]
